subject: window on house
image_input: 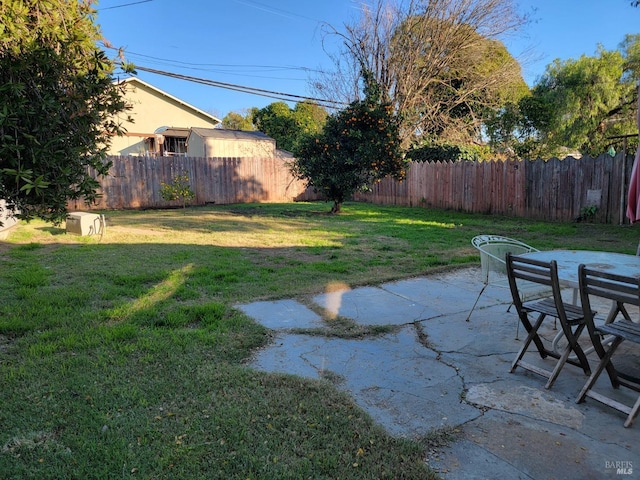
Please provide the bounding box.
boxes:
[163,136,187,156]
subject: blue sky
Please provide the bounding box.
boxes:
[96,0,639,119]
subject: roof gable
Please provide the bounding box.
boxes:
[118,77,221,125]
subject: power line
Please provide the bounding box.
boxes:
[229,0,320,23]
[124,51,322,71]
[98,0,154,10]
[101,45,327,84]
[129,64,347,109]
[109,52,309,81]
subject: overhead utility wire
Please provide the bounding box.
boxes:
[102,45,325,75]
[120,50,325,74]
[131,65,348,109]
[120,55,310,81]
[98,0,154,10]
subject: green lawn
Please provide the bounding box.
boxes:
[1,202,637,479]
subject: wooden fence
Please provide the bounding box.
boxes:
[70,153,635,224]
[355,153,634,224]
[68,155,317,211]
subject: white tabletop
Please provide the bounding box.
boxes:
[522,250,640,289]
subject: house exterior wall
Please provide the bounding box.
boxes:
[108,79,219,156]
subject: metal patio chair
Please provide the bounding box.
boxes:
[466,235,549,332]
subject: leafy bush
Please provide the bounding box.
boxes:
[160,171,195,208]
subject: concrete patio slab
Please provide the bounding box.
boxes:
[312,286,437,325]
[380,275,506,317]
[235,299,323,330]
[238,266,640,479]
[250,327,482,436]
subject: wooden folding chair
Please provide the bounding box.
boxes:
[576,265,640,427]
[506,253,592,389]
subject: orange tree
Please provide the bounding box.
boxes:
[291,74,406,213]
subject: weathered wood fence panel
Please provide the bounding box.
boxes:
[356,153,633,223]
[68,156,316,211]
[357,158,528,217]
[71,153,634,223]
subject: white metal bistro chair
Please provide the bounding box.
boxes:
[466,235,551,336]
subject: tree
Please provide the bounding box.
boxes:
[221,109,256,131]
[487,36,640,157]
[535,49,633,155]
[484,95,553,158]
[253,102,300,151]
[293,101,329,137]
[529,41,636,156]
[291,74,406,213]
[622,34,640,77]
[0,0,131,225]
[314,0,527,147]
[253,101,327,152]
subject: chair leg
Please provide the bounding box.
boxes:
[516,311,548,358]
[466,284,487,322]
[545,326,590,389]
[546,341,573,389]
[562,323,591,376]
[576,336,624,404]
[624,394,640,428]
[511,313,546,373]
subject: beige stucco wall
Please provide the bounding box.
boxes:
[108,79,219,156]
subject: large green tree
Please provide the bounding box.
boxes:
[221,108,256,131]
[292,75,406,214]
[534,48,633,155]
[253,101,327,152]
[0,0,131,224]
[489,36,640,157]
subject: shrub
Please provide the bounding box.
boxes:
[160,171,195,208]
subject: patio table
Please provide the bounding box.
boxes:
[521,250,640,356]
[521,250,640,291]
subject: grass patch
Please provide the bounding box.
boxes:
[0,201,638,479]
[293,315,400,339]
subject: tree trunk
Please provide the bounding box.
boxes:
[331,201,342,214]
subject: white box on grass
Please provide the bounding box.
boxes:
[66,212,103,236]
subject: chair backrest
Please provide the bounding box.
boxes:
[506,253,562,312]
[472,235,540,283]
[578,265,640,313]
